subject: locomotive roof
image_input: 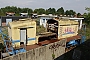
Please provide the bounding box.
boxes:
[8,18,36,28]
[48,18,79,25]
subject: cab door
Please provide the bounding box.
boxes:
[20,28,27,44]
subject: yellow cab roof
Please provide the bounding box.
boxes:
[8,18,36,28]
[53,18,79,25]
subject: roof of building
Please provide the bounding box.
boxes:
[20,13,28,15]
[38,14,57,18]
[6,12,15,15]
[69,18,84,20]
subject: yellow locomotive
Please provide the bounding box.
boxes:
[8,18,81,48]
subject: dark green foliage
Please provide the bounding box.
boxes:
[65,10,76,16]
[52,54,55,59]
[0,6,78,16]
[83,7,90,40]
[34,9,39,13]
[84,13,90,26]
[77,13,81,17]
[0,6,33,16]
[34,8,45,15]
[36,25,46,35]
[0,43,4,49]
[84,7,90,26]
[57,7,64,15]
[45,8,56,15]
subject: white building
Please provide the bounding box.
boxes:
[38,14,84,29]
[38,14,54,27]
[6,12,15,16]
[20,13,28,17]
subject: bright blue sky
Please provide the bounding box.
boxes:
[0,0,90,14]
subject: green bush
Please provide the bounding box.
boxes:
[36,25,46,35]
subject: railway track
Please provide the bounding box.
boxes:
[26,39,58,51]
[26,39,76,53]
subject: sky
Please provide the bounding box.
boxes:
[0,0,90,14]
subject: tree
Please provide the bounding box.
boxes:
[4,6,18,12]
[37,8,45,15]
[0,6,18,16]
[0,6,34,16]
[57,7,64,15]
[45,9,48,15]
[0,6,79,17]
[21,8,29,13]
[69,10,76,15]
[34,9,39,13]
[83,13,87,17]
[46,8,56,15]
[84,13,90,25]
[65,10,70,15]
[17,7,22,13]
[85,7,90,12]
[28,9,33,15]
[77,13,81,17]
[51,8,56,15]
[65,10,76,16]
[84,7,90,26]
[33,8,45,15]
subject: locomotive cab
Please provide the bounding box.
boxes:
[47,19,58,36]
[37,19,58,45]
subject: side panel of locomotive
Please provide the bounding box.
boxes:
[47,19,79,40]
[58,20,79,39]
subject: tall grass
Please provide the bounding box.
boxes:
[85,27,90,39]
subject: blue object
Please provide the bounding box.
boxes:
[19,48,26,53]
[11,37,36,43]
[81,35,86,44]
[15,50,19,54]
[66,40,78,48]
[8,51,15,55]
[0,27,26,55]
